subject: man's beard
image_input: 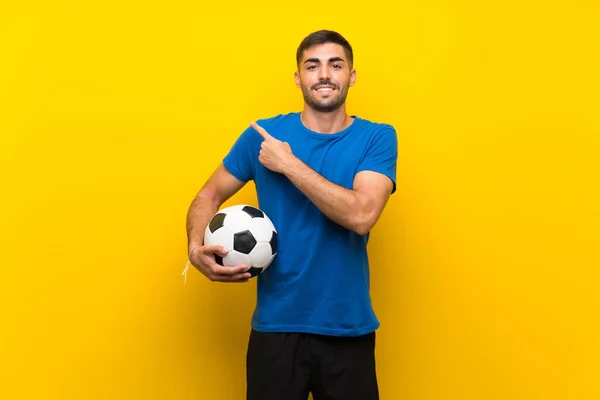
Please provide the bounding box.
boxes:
[301,80,350,112]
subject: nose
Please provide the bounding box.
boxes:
[318,66,330,81]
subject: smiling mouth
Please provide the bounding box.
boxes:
[315,86,335,92]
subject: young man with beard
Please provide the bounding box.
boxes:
[186,30,397,400]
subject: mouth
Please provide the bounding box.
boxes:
[314,86,335,93]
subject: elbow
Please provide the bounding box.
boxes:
[353,226,370,236]
[351,213,377,236]
[353,223,373,236]
[347,196,380,236]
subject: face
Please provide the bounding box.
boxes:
[294,43,356,113]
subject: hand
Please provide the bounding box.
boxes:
[251,121,296,174]
[189,245,251,283]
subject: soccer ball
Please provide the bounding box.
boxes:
[204,204,278,277]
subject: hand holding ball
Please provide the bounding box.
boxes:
[204,205,278,277]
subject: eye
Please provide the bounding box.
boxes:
[307,65,317,70]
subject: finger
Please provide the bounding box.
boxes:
[203,244,230,256]
[214,264,249,276]
[250,121,273,141]
[225,273,251,283]
[213,271,252,282]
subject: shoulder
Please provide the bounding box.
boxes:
[355,116,395,132]
[352,116,397,143]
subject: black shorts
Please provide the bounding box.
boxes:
[246,329,379,400]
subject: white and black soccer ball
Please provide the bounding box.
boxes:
[203,204,278,277]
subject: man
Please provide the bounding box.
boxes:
[186,30,397,400]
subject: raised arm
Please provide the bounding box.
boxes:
[284,167,393,235]
[251,121,395,235]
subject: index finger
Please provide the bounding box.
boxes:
[203,244,229,256]
[250,121,273,140]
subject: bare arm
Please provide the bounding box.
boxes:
[186,163,251,282]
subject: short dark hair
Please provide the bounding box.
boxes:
[296,30,354,68]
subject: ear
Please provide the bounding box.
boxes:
[294,70,301,88]
[349,68,357,87]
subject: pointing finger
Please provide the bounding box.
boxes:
[250,121,273,140]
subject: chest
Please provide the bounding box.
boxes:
[281,133,365,188]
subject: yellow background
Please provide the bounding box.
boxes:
[1,0,599,399]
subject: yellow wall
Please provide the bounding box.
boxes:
[1,0,599,399]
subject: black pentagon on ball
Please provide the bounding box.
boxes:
[270,231,278,253]
[242,206,264,218]
[214,254,223,266]
[208,213,226,233]
[233,230,257,254]
[248,266,263,277]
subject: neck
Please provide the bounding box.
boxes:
[300,105,354,134]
